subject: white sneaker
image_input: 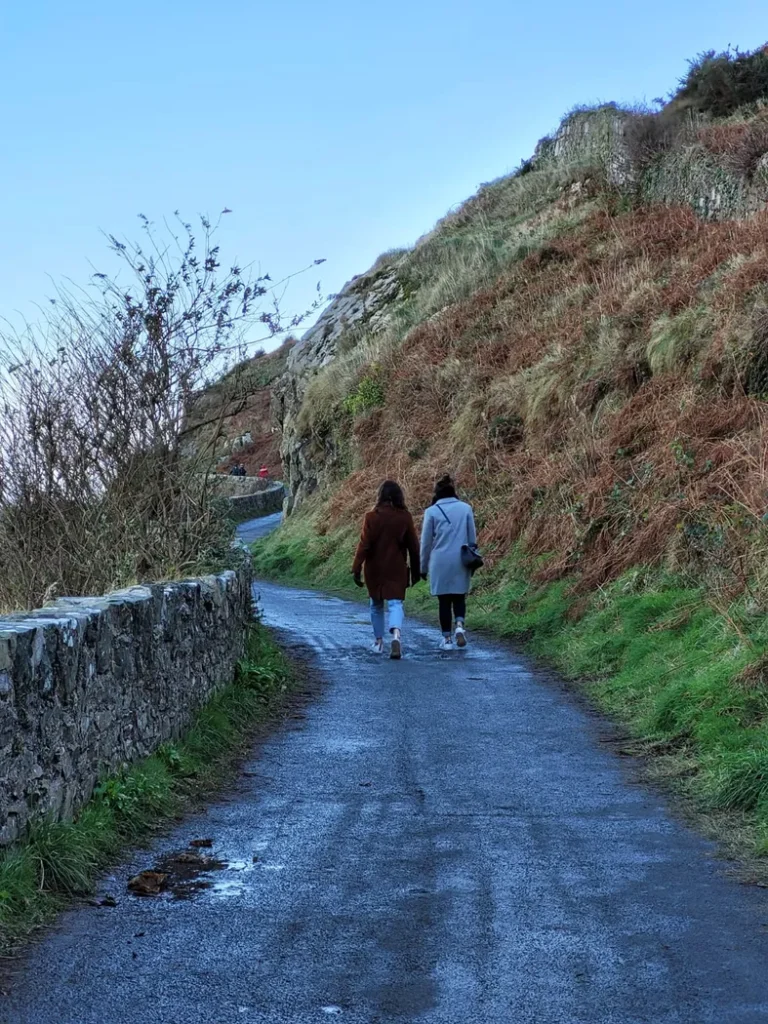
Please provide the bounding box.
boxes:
[455,626,467,649]
[440,637,454,651]
[390,637,402,660]
[371,640,384,655]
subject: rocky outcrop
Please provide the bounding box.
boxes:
[533,106,637,188]
[275,255,406,512]
[0,565,252,845]
[534,105,768,220]
[287,260,404,375]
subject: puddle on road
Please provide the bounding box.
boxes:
[126,843,282,902]
[211,878,245,899]
[127,845,228,901]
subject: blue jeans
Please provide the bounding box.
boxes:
[370,599,404,639]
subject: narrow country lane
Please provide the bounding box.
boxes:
[4,526,768,1022]
[235,512,284,546]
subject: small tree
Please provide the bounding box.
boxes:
[0,213,321,609]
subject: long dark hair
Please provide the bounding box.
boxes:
[431,473,457,504]
[376,479,407,510]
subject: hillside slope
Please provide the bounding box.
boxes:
[185,341,292,477]
[254,47,768,860]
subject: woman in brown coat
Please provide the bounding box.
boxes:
[352,480,421,659]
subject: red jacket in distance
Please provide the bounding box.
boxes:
[352,503,421,601]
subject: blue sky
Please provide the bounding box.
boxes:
[1,2,765,347]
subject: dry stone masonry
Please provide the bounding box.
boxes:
[0,565,252,845]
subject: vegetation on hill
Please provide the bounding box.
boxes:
[674,46,768,118]
[254,44,768,861]
[188,340,293,428]
[186,339,293,478]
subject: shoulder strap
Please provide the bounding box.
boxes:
[435,503,451,524]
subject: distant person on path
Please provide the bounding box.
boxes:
[420,474,477,651]
[259,465,270,480]
[237,464,247,477]
[352,480,421,659]
[228,464,239,476]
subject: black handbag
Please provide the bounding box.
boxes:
[436,504,483,573]
[461,543,484,572]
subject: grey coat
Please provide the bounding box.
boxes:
[420,497,477,596]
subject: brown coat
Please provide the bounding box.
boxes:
[352,504,421,601]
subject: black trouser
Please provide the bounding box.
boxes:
[438,594,467,635]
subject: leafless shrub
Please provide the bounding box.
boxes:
[0,214,318,610]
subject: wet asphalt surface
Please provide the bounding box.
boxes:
[4,518,768,1022]
[236,512,284,546]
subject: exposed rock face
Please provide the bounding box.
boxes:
[288,262,404,374]
[534,106,636,188]
[0,565,251,845]
[534,106,768,220]
[275,257,405,512]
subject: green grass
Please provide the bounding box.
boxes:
[253,513,768,859]
[0,621,296,953]
[252,507,361,596]
[344,372,385,417]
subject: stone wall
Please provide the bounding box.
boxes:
[227,482,286,524]
[0,564,252,846]
[211,474,274,498]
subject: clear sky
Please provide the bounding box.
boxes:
[1,2,765,347]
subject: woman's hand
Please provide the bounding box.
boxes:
[353,572,364,588]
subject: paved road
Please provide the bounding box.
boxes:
[236,511,284,545]
[4,553,768,1021]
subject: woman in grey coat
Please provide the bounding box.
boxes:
[420,474,477,650]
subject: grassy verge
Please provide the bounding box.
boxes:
[253,510,768,866]
[0,621,297,954]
